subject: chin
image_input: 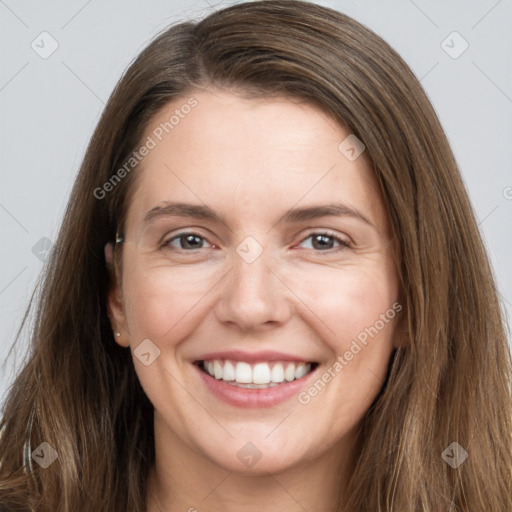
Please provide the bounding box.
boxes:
[198,434,312,475]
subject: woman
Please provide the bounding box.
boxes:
[1,1,511,510]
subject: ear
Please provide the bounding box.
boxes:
[105,242,130,348]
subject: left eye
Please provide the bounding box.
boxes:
[298,232,350,252]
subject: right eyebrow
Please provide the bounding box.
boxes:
[143,202,226,225]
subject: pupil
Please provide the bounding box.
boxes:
[313,234,333,250]
[183,235,201,249]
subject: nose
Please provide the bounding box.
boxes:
[213,239,292,331]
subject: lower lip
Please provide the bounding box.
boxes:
[194,364,317,408]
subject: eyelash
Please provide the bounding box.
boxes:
[161,231,351,255]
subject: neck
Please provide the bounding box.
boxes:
[146,413,357,512]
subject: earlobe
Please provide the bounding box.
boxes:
[104,242,130,348]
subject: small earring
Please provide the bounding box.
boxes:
[115,332,121,337]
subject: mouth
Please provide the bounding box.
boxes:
[194,359,319,389]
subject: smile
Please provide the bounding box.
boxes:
[197,359,317,388]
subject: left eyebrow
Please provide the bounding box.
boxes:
[280,203,374,228]
[142,201,374,229]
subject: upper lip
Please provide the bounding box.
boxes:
[194,350,314,364]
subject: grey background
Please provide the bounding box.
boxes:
[1,0,511,407]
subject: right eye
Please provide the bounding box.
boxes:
[161,232,215,252]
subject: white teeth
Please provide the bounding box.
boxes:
[253,363,271,384]
[201,359,314,386]
[235,362,252,383]
[271,363,284,383]
[214,360,223,379]
[223,360,236,381]
[284,363,296,382]
[294,362,308,379]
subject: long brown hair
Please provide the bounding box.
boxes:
[1,1,511,510]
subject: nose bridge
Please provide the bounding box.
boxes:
[233,237,272,296]
[215,234,290,329]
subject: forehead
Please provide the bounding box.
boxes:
[124,89,388,234]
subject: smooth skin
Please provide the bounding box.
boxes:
[105,89,405,512]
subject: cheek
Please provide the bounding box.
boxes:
[290,263,399,351]
[294,267,400,430]
[121,260,218,341]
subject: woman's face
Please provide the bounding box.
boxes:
[107,89,403,474]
